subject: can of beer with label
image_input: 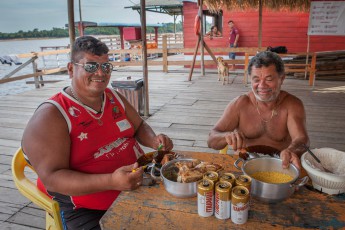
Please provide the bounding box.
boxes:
[197,179,214,217]
[231,185,250,224]
[204,171,219,184]
[219,172,236,187]
[215,181,232,219]
[235,175,252,191]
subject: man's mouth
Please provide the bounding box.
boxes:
[90,79,105,83]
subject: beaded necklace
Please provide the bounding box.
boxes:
[70,86,105,126]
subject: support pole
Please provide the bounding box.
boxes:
[305,34,310,80]
[140,0,149,117]
[199,0,205,76]
[188,36,201,81]
[67,0,76,49]
[258,0,262,48]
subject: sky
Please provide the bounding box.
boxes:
[0,0,180,33]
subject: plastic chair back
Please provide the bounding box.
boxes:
[11,147,63,230]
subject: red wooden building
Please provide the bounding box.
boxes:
[183,1,345,53]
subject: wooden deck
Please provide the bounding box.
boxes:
[1,65,345,229]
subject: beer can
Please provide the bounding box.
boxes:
[204,171,219,184]
[235,175,252,190]
[197,179,214,217]
[215,181,232,219]
[231,185,250,224]
[219,172,236,187]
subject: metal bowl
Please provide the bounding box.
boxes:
[234,157,308,203]
[152,158,198,198]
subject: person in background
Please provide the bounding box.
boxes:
[205,25,222,39]
[207,51,309,170]
[22,36,173,230]
[228,20,239,70]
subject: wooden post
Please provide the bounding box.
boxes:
[258,0,262,48]
[244,53,250,85]
[67,0,76,48]
[188,36,201,81]
[162,35,168,73]
[140,0,149,117]
[305,34,310,80]
[309,52,317,86]
[199,0,205,76]
[32,56,40,88]
[154,27,158,44]
[119,27,124,50]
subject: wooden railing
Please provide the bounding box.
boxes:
[0,34,317,87]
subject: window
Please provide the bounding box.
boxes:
[203,10,223,36]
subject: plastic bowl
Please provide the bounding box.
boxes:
[301,148,345,195]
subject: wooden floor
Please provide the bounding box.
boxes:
[1,65,345,229]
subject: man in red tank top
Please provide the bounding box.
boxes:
[22,36,173,230]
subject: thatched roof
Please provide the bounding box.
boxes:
[203,0,310,12]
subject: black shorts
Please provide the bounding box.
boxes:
[61,208,106,230]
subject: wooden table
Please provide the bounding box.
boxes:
[100,151,345,230]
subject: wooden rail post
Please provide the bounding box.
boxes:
[309,52,317,86]
[244,53,250,85]
[162,35,168,73]
[31,55,41,88]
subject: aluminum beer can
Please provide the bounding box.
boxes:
[231,185,250,224]
[215,181,232,219]
[219,172,236,187]
[204,171,219,184]
[197,179,214,217]
[235,175,252,191]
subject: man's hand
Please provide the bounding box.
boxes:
[224,130,246,151]
[154,134,174,151]
[110,162,143,191]
[280,149,302,171]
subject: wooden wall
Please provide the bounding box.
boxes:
[183,2,345,53]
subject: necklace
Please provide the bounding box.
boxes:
[70,86,105,126]
[255,96,280,123]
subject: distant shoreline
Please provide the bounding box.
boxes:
[0,37,69,42]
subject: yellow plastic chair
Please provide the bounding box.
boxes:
[11,147,63,230]
[219,145,229,154]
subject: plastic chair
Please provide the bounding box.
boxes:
[219,145,229,154]
[11,147,63,230]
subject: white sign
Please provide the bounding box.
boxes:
[308,1,345,35]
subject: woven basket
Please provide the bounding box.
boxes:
[301,148,345,195]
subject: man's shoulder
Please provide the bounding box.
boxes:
[230,94,251,106]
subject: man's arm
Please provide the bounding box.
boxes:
[280,96,309,169]
[207,96,246,151]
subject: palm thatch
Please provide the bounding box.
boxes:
[204,0,310,12]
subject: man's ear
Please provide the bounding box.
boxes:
[67,62,73,79]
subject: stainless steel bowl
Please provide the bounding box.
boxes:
[151,158,198,198]
[234,157,308,203]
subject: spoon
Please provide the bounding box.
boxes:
[303,145,332,173]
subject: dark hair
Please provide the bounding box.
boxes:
[71,36,109,62]
[211,26,217,30]
[228,20,234,24]
[248,51,285,77]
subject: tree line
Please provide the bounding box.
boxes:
[0,22,183,40]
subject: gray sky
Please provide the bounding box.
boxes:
[0,0,179,33]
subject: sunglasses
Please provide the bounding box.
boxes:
[73,62,113,74]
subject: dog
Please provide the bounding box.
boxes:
[216,57,229,85]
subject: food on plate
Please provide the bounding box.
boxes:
[251,171,293,184]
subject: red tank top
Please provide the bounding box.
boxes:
[37,87,144,210]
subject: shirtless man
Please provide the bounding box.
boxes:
[207,51,309,170]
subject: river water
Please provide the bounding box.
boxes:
[0,38,71,96]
